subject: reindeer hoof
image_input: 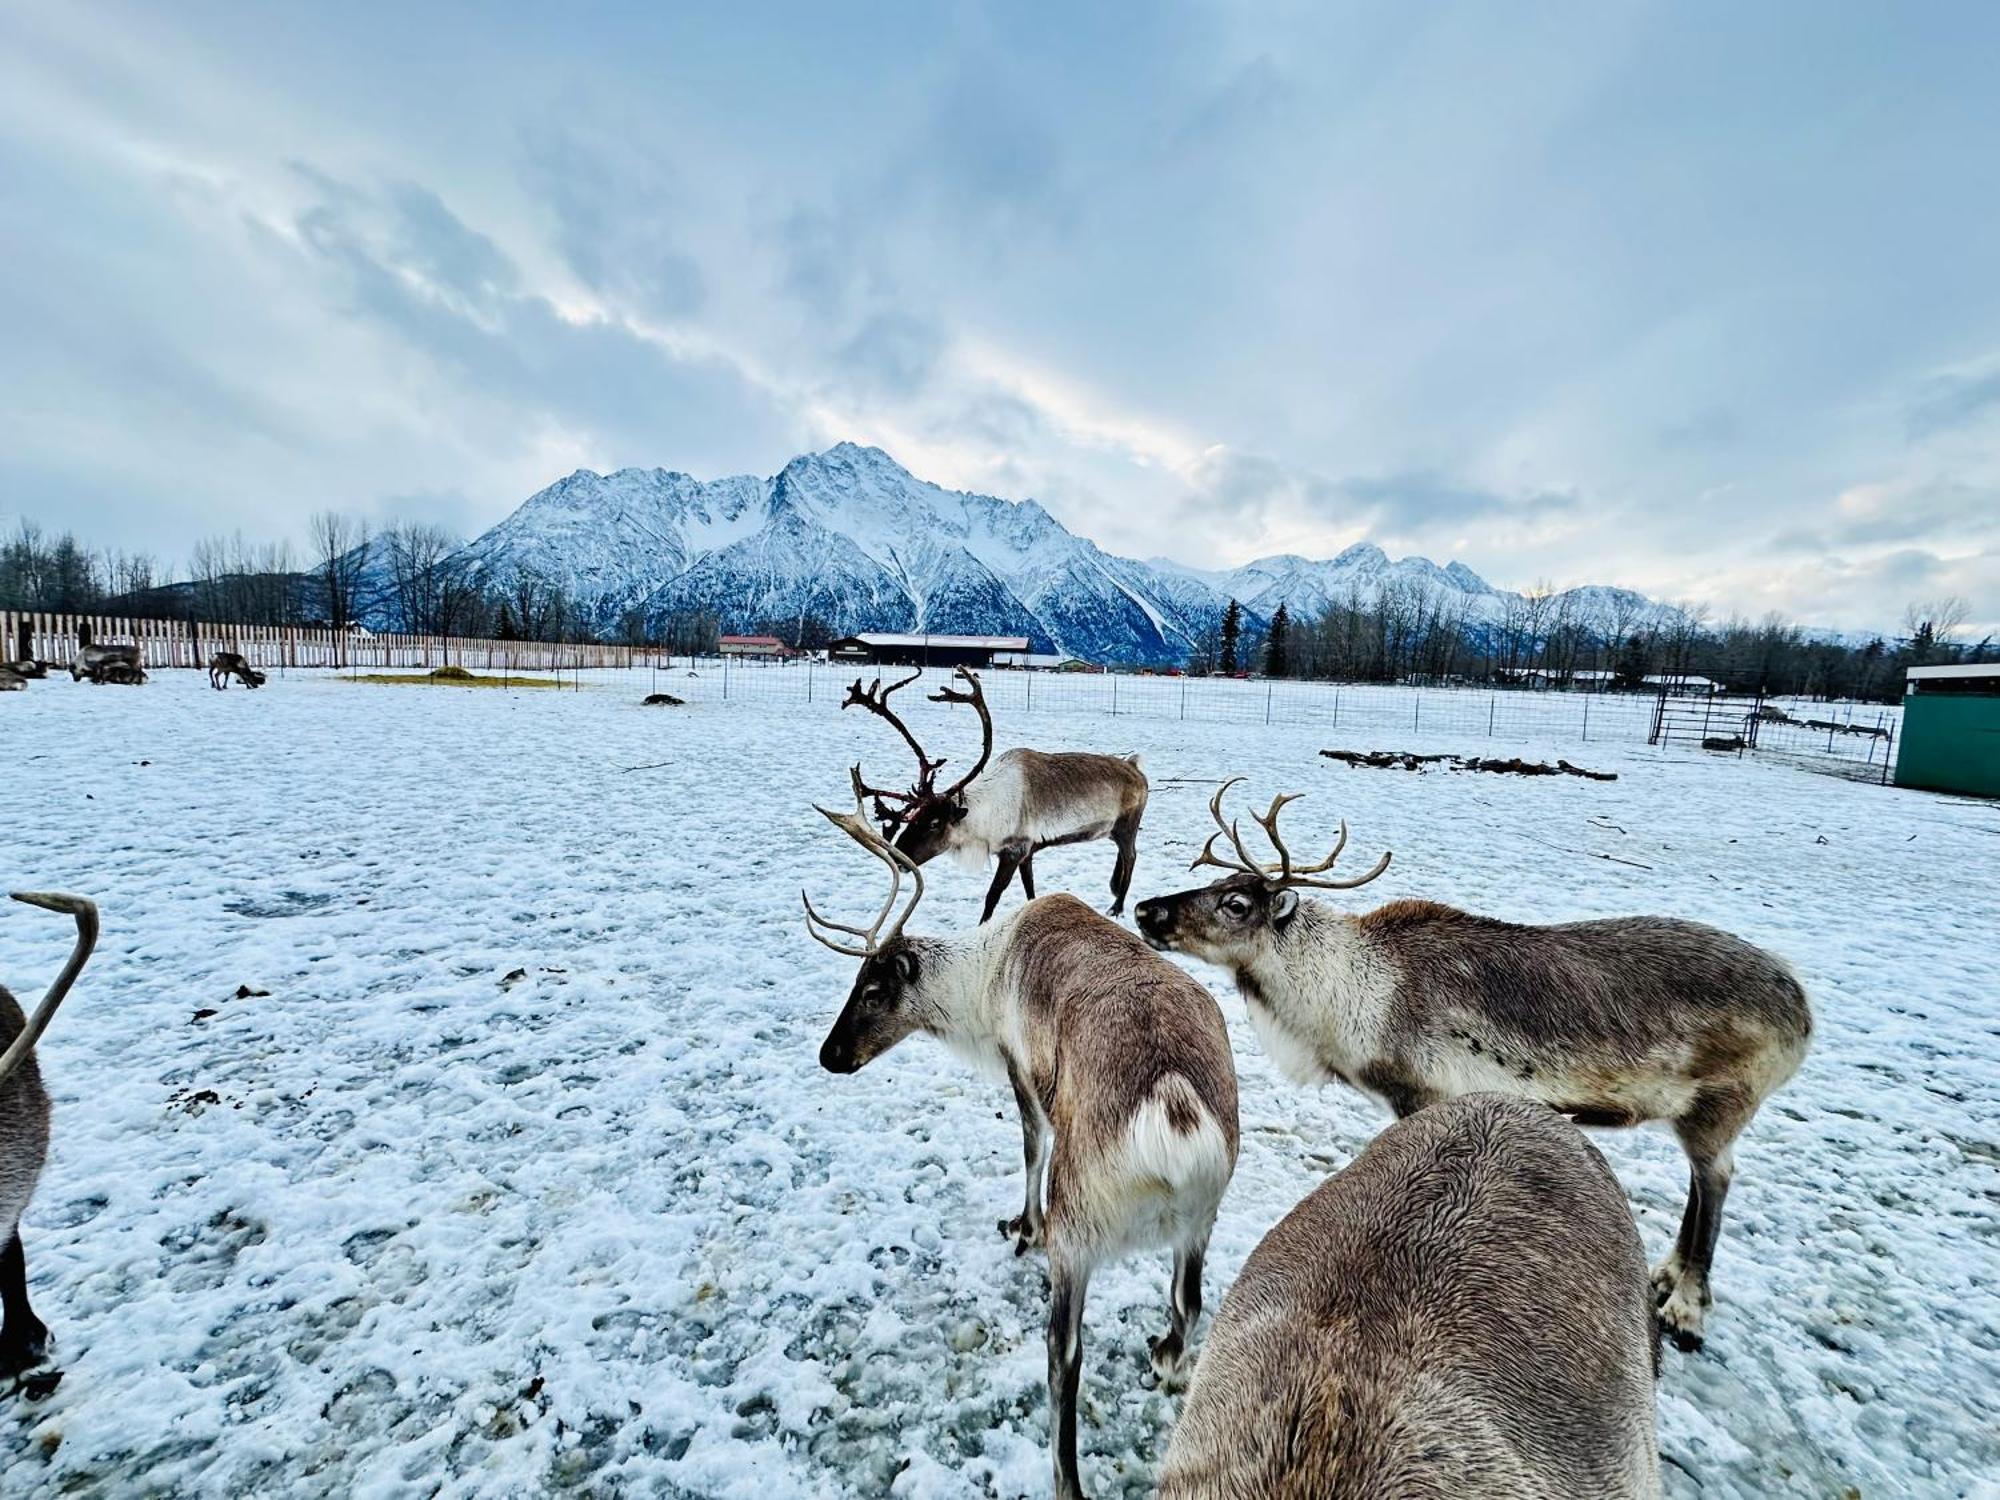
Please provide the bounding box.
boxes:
[998,1215,1044,1256]
[1147,1333,1192,1390]
[14,1367,62,1400]
[1656,1281,1710,1353]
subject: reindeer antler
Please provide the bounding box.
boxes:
[802,767,928,958]
[1189,776,1392,890]
[843,669,945,820]
[929,667,994,799]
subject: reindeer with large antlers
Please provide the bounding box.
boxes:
[806,771,1238,1500]
[1135,778,1811,1353]
[843,667,1149,923]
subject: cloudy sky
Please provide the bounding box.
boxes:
[3,1,1996,634]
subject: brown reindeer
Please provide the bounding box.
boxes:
[208,651,267,690]
[1134,778,1811,1351]
[68,643,141,683]
[1158,1094,1661,1498]
[845,667,1148,921]
[2,892,98,1398]
[807,772,1237,1499]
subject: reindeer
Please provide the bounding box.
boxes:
[1158,1093,1661,1498]
[208,651,267,690]
[1,892,98,1398]
[90,662,147,686]
[806,772,1238,1500]
[0,670,23,693]
[1,660,46,680]
[844,667,1149,922]
[67,642,141,683]
[1134,779,1811,1352]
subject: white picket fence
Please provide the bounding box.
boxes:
[0,610,665,674]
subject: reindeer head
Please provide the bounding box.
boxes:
[805,768,941,1074]
[1136,777,1391,963]
[842,667,994,865]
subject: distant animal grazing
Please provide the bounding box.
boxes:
[208,651,267,690]
[807,773,1237,1499]
[1158,1094,1660,1499]
[1134,778,1811,1351]
[846,667,1149,921]
[69,644,142,684]
[1,660,45,680]
[1,892,98,1398]
[90,662,147,686]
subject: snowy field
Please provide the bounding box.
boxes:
[1,668,1994,1498]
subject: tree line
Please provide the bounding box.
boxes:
[0,515,726,652]
[1185,580,1989,702]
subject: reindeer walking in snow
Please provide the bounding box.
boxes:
[844,668,1148,921]
[806,771,1237,1499]
[1135,778,1811,1351]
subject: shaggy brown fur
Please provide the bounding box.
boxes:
[1159,1094,1661,1499]
[1136,876,1810,1350]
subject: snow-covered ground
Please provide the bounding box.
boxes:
[1,668,1993,1498]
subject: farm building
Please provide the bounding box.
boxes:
[827,633,1032,669]
[718,635,794,660]
[1644,673,1720,695]
[1895,663,2000,798]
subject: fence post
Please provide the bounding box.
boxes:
[1265,682,1272,724]
[1333,690,1339,729]
[1582,696,1590,743]
[1026,672,1032,712]
[1180,674,1187,720]
[1488,696,1495,736]
[1413,694,1420,731]
[1111,675,1118,716]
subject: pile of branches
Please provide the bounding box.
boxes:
[1322,749,1616,781]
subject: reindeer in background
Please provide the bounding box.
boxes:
[844,667,1148,921]
[208,651,267,690]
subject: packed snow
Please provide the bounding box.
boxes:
[0,668,1994,1497]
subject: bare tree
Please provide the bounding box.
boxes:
[309,511,370,633]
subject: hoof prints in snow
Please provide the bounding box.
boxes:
[0,669,1994,1497]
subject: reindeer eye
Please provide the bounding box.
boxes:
[1220,893,1255,919]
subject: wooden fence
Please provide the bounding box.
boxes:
[0,610,663,674]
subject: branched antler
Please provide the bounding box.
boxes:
[1189,776,1392,890]
[843,669,945,819]
[929,667,994,798]
[802,767,928,958]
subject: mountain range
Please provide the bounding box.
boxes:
[430,443,1667,664]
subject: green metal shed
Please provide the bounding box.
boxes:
[1895,664,2000,798]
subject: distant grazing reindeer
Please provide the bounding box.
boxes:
[845,667,1148,921]
[1,892,98,1397]
[807,773,1237,1500]
[208,651,267,690]
[1135,779,1811,1351]
[1159,1094,1661,1499]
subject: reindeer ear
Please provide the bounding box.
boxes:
[949,800,968,821]
[1270,888,1300,927]
[890,949,919,983]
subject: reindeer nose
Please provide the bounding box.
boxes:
[1135,900,1170,939]
[819,1037,857,1074]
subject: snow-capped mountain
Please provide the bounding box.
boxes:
[444,444,1674,663]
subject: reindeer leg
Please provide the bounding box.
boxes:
[1148,1235,1206,1389]
[999,1065,1048,1254]
[1017,850,1036,901]
[1656,1088,1750,1352]
[1046,1252,1092,1500]
[0,1228,55,1393]
[981,847,1023,924]
[1107,815,1140,916]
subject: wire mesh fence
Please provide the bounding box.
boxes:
[643,658,1903,781]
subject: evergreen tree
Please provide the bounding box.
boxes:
[1265,602,1290,678]
[1219,599,1241,675]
